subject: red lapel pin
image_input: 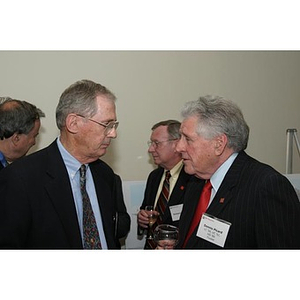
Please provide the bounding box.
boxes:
[219,197,225,203]
[180,186,185,190]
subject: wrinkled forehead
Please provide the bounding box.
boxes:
[180,116,199,134]
[151,125,169,140]
[94,95,117,119]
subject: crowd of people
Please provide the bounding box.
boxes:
[1,79,299,249]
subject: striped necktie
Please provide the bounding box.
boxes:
[80,164,102,249]
[156,170,171,224]
[145,170,171,249]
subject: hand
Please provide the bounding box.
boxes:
[137,209,159,228]
[155,239,177,250]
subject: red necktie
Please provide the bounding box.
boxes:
[183,180,212,248]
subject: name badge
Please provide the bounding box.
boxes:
[169,204,183,221]
[197,213,231,247]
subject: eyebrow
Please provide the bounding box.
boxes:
[92,117,117,124]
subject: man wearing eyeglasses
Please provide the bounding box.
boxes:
[137,120,192,249]
[0,79,130,249]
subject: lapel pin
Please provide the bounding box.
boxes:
[219,197,225,203]
[180,186,185,190]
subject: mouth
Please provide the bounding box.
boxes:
[101,143,110,149]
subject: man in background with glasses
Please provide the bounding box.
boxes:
[137,120,192,249]
[0,79,130,249]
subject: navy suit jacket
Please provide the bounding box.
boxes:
[140,166,192,228]
[0,140,121,249]
[178,151,300,249]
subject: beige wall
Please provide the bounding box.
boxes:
[1,51,300,179]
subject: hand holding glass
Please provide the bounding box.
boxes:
[145,206,158,239]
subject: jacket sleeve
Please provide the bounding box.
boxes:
[114,174,131,239]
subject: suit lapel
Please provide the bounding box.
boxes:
[206,151,249,217]
[163,169,190,222]
[152,168,164,202]
[44,142,83,248]
[90,160,116,248]
[168,169,190,206]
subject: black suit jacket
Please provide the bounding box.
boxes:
[178,151,300,249]
[140,166,191,228]
[114,174,131,241]
[0,140,122,249]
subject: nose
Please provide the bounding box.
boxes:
[176,137,185,153]
[148,144,155,153]
[107,127,117,139]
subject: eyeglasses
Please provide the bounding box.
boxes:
[147,139,178,148]
[77,114,119,135]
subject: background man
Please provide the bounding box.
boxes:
[137,120,192,249]
[0,97,45,169]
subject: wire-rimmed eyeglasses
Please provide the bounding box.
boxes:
[77,114,119,135]
[147,139,178,148]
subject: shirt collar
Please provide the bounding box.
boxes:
[210,152,238,192]
[166,160,184,179]
[0,151,8,167]
[56,137,84,179]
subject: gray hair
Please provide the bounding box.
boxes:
[0,98,45,140]
[181,95,249,151]
[0,97,13,104]
[151,120,181,140]
[56,79,116,130]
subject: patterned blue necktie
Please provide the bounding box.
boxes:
[79,165,102,249]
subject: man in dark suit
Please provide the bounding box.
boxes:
[137,120,192,248]
[176,95,300,249]
[0,79,130,249]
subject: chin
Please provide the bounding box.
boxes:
[183,164,195,175]
[95,148,107,158]
[99,149,107,157]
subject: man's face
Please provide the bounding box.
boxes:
[76,95,117,163]
[176,116,219,179]
[148,125,178,169]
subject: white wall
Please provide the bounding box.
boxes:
[1,51,300,179]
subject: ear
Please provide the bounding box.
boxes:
[65,114,81,134]
[11,133,20,146]
[214,134,228,156]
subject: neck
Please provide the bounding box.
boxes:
[0,141,14,162]
[59,133,97,165]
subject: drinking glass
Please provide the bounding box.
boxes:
[145,205,158,240]
[153,224,179,249]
